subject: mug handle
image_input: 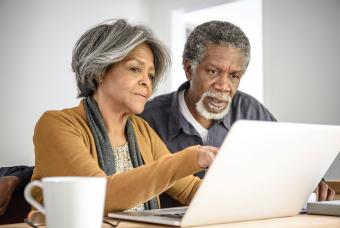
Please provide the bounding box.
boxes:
[24,180,46,214]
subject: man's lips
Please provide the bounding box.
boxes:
[208,97,227,105]
[206,97,228,110]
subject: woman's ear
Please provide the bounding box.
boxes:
[98,74,105,87]
[183,59,194,81]
[97,78,103,87]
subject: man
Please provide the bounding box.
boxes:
[0,166,33,224]
[140,21,335,207]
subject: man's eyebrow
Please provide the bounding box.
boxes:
[206,63,221,69]
[206,63,242,72]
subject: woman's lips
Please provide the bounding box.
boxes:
[134,93,147,100]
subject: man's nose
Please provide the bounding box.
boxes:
[213,74,232,92]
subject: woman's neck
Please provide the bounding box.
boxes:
[92,93,128,147]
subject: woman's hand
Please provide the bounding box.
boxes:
[196,145,219,169]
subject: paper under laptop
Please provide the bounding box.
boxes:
[109,120,340,227]
[307,200,340,216]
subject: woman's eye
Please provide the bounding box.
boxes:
[130,67,141,73]
[148,74,155,82]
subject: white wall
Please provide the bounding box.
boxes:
[0,0,150,166]
[263,0,340,179]
[263,0,340,125]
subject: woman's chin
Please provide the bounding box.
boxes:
[129,106,145,115]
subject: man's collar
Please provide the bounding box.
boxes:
[168,81,191,138]
[222,112,232,130]
[222,91,241,130]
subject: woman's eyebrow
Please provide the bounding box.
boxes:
[125,58,155,71]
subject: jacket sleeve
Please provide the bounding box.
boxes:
[133,118,202,206]
[33,112,202,213]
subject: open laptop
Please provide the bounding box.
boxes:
[108,120,340,227]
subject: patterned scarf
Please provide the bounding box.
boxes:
[84,97,158,210]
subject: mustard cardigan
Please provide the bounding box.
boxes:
[32,100,202,213]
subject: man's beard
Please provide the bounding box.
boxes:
[195,91,232,120]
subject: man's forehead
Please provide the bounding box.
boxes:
[204,44,242,57]
[200,45,245,70]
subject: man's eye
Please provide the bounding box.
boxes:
[230,73,240,80]
[208,69,218,75]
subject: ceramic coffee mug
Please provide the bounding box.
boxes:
[24,177,107,228]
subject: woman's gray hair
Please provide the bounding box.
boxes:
[72,19,171,98]
[183,21,250,70]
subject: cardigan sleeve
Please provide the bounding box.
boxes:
[131,116,202,206]
[33,111,203,213]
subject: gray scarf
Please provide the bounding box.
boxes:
[84,97,158,210]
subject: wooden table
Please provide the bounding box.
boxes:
[1,214,340,228]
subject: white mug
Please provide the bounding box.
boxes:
[24,177,107,228]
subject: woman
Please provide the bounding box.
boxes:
[32,19,218,213]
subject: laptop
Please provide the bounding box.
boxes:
[108,120,340,227]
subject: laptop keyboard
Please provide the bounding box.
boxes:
[158,213,185,219]
[111,206,188,222]
[121,207,186,218]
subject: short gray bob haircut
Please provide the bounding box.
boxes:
[72,19,171,98]
[183,20,250,70]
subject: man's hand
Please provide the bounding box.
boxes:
[197,145,219,169]
[0,176,20,216]
[314,181,336,201]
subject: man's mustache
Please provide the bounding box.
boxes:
[203,91,231,102]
